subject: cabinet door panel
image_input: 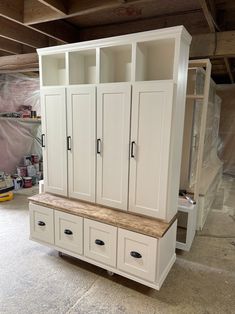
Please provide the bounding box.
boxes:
[129,82,174,219]
[41,88,67,196]
[97,83,131,210]
[67,86,96,202]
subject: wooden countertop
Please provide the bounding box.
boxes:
[29,193,176,239]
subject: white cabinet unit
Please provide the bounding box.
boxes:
[34,26,191,290]
[38,26,191,221]
[41,88,67,196]
[96,83,131,209]
[67,86,96,202]
[129,81,174,220]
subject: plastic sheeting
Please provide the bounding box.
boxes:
[0,73,41,174]
[217,84,235,176]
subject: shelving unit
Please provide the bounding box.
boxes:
[0,117,41,124]
[69,50,97,84]
[100,45,132,83]
[180,59,223,232]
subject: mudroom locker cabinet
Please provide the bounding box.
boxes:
[31,26,191,290]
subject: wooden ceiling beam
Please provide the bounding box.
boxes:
[24,0,151,25]
[190,31,235,58]
[37,0,67,15]
[0,37,24,54]
[0,52,39,73]
[0,50,14,57]
[0,0,24,23]
[0,16,57,48]
[24,0,64,25]
[31,20,79,43]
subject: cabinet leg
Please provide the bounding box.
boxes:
[58,251,63,257]
[107,270,114,276]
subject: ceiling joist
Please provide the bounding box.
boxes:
[0,16,57,48]
[37,0,67,15]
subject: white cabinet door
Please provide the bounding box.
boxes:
[41,88,67,196]
[67,86,96,202]
[96,83,131,210]
[129,82,174,219]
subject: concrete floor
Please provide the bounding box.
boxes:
[0,176,235,314]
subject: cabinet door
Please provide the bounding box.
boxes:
[67,86,96,202]
[97,83,131,210]
[129,82,174,219]
[41,88,67,196]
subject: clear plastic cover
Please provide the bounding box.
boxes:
[0,73,41,174]
[217,84,235,176]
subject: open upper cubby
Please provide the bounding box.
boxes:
[69,50,97,84]
[41,53,67,86]
[100,45,132,83]
[135,39,175,81]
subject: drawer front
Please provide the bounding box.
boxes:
[117,229,158,282]
[29,203,54,244]
[55,211,83,255]
[84,219,117,267]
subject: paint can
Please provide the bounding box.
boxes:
[27,165,36,177]
[31,154,39,164]
[33,163,39,172]
[23,156,32,166]
[23,177,32,188]
[17,166,27,177]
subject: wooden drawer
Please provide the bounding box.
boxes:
[55,211,83,255]
[117,229,158,282]
[84,219,117,267]
[29,203,54,244]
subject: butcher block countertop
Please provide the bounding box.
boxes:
[29,193,176,239]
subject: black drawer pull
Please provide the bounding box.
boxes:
[38,221,45,226]
[130,251,142,259]
[64,229,73,235]
[95,239,105,246]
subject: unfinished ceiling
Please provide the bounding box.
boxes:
[0,0,234,83]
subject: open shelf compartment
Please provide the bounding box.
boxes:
[41,53,67,86]
[100,45,132,83]
[135,38,175,81]
[69,50,97,84]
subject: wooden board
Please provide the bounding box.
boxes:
[28,193,176,239]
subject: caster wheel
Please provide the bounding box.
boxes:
[58,251,63,257]
[107,271,114,276]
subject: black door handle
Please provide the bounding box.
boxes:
[41,134,45,147]
[130,141,135,158]
[130,251,142,259]
[64,229,73,235]
[67,136,71,151]
[38,221,46,226]
[97,139,101,154]
[95,239,105,246]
